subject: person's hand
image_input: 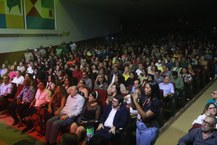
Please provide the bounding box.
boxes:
[54,110,60,115]
[48,107,52,114]
[17,98,22,104]
[81,120,88,124]
[29,102,34,108]
[60,114,68,120]
[96,123,104,131]
[109,126,116,134]
[132,92,139,103]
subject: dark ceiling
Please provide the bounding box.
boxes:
[64,0,217,17]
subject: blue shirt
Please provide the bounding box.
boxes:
[178,128,217,145]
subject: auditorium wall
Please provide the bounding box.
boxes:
[0,0,120,53]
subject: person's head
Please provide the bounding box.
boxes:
[77,79,86,88]
[25,73,33,80]
[147,74,154,81]
[16,70,22,77]
[3,76,9,84]
[133,80,140,88]
[113,66,119,74]
[204,103,217,116]
[112,94,124,108]
[97,75,104,82]
[88,91,99,102]
[163,76,170,84]
[38,81,46,90]
[82,71,88,79]
[181,67,187,74]
[64,77,71,86]
[24,78,31,86]
[110,84,121,95]
[201,115,217,132]
[59,133,79,145]
[67,86,78,97]
[144,80,160,99]
[211,90,217,99]
[155,70,161,77]
[171,71,178,79]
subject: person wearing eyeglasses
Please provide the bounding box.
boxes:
[178,115,217,145]
[90,95,129,144]
[207,90,217,106]
[191,103,217,130]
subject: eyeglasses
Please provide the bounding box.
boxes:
[202,119,215,127]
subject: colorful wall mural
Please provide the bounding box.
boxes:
[0,0,55,29]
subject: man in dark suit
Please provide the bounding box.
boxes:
[93,94,129,141]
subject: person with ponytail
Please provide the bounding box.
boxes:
[132,80,162,145]
[70,91,101,140]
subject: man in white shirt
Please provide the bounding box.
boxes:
[45,86,85,145]
[11,70,24,86]
[0,76,13,111]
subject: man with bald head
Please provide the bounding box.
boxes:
[45,86,85,145]
[178,115,217,145]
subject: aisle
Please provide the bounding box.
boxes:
[155,79,217,145]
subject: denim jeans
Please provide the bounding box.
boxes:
[136,120,159,145]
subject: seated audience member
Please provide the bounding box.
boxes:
[124,79,140,111]
[106,84,121,105]
[122,66,130,84]
[191,103,217,129]
[17,61,26,74]
[81,71,93,91]
[11,70,25,86]
[7,78,35,126]
[46,75,56,93]
[154,70,164,84]
[45,86,85,145]
[180,67,193,99]
[35,85,67,136]
[178,115,217,145]
[59,133,79,145]
[70,91,101,140]
[159,76,175,116]
[125,71,137,88]
[91,95,129,143]
[8,65,17,81]
[0,63,8,78]
[207,90,217,106]
[63,77,74,92]
[170,71,184,101]
[48,85,67,116]
[159,76,175,98]
[21,81,51,133]
[0,76,13,111]
[94,74,108,90]
[108,74,128,96]
[77,79,89,99]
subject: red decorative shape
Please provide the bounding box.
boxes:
[31,0,37,5]
[27,6,41,17]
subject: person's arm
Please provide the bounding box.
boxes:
[54,96,66,115]
[178,129,197,145]
[132,93,155,121]
[68,97,85,118]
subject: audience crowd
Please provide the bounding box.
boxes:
[0,31,216,145]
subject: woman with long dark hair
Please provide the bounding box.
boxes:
[132,80,162,145]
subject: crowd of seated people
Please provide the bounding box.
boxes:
[0,31,216,145]
[178,90,217,145]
